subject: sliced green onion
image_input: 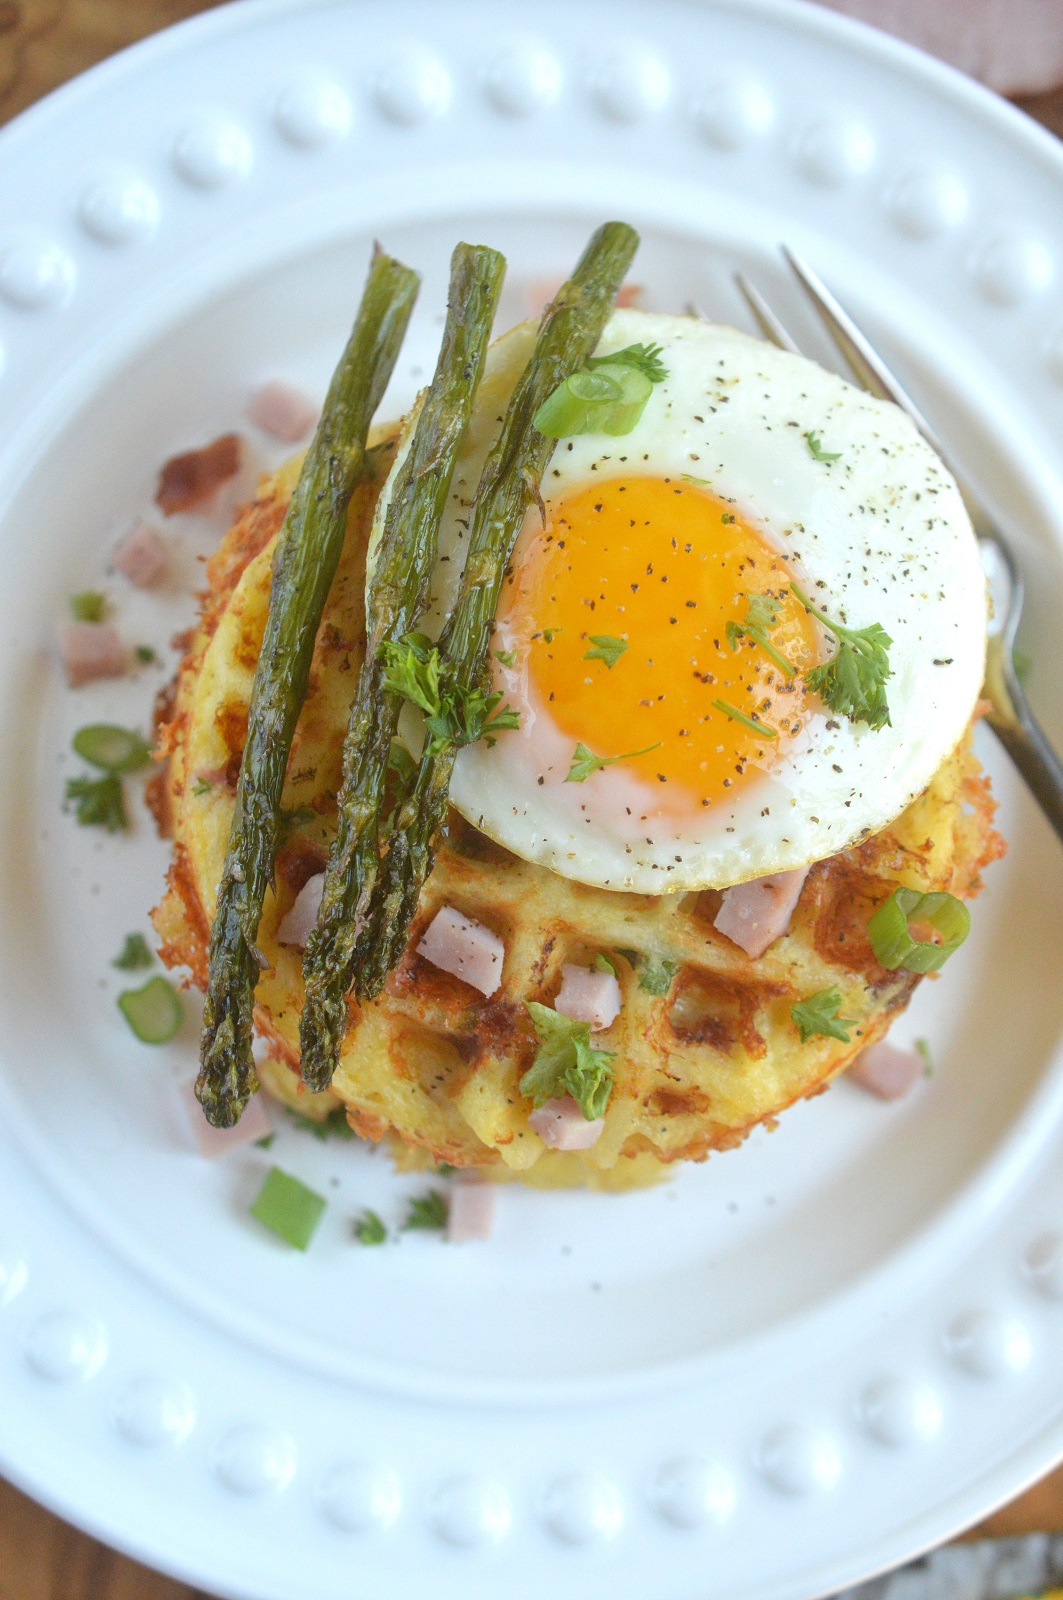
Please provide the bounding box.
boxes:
[117,975,183,1044]
[534,361,653,438]
[867,887,970,974]
[70,590,106,623]
[72,723,153,773]
[251,1167,326,1251]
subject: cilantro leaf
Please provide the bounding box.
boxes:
[65,772,127,831]
[402,1189,449,1231]
[70,590,107,623]
[112,932,154,970]
[725,592,792,675]
[584,634,628,669]
[588,342,668,384]
[712,699,778,738]
[636,954,678,997]
[521,1001,616,1121]
[792,583,892,731]
[354,1209,388,1245]
[565,739,661,782]
[790,986,856,1044]
[807,431,841,463]
[380,633,442,718]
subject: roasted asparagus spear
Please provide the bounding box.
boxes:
[197,246,419,1127]
[298,242,506,1090]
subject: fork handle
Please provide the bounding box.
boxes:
[983,677,1063,844]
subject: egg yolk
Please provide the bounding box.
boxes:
[497,476,820,808]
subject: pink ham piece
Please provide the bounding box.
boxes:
[529,1095,605,1151]
[714,866,809,959]
[554,963,621,1032]
[277,873,324,949]
[417,906,504,997]
[446,1175,497,1243]
[848,1041,926,1101]
[59,620,127,687]
[247,380,319,443]
[155,433,243,516]
[113,520,168,588]
[179,1076,272,1157]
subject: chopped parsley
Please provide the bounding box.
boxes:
[807,431,841,463]
[495,648,518,669]
[521,1002,616,1121]
[584,634,628,669]
[790,986,856,1044]
[192,776,214,797]
[112,932,154,970]
[69,590,107,623]
[712,699,778,738]
[725,593,792,675]
[65,772,127,831]
[565,739,661,782]
[916,1037,934,1076]
[586,341,668,384]
[354,1209,388,1245]
[285,1106,355,1142]
[791,583,892,732]
[381,633,519,751]
[636,954,678,997]
[402,1189,449,1232]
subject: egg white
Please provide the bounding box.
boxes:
[370,309,986,893]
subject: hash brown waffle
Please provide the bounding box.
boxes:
[153,452,1003,1186]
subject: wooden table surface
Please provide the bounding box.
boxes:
[2,2,1062,1595]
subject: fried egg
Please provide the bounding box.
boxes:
[373,309,986,893]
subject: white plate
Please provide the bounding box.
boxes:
[1,2,1063,1597]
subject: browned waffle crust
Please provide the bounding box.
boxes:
[153,455,1004,1185]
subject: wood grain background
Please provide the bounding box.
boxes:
[1,2,1061,1595]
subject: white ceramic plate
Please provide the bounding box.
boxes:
[1,3,1063,1597]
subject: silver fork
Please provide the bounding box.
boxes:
[734,250,1063,845]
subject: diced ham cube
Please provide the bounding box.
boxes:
[529,1095,604,1151]
[446,1175,497,1242]
[714,866,809,959]
[113,520,168,588]
[179,1076,272,1157]
[554,963,621,1031]
[417,906,504,997]
[277,873,324,949]
[848,1041,925,1101]
[155,433,243,515]
[59,620,127,687]
[246,380,319,443]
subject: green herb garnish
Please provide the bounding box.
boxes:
[135,644,158,664]
[791,582,892,731]
[285,1106,355,1141]
[520,1001,616,1120]
[711,699,778,738]
[72,723,152,773]
[65,772,127,831]
[192,776,214,797]
[251,1168,326,1250]
[584,634,628,669]
[636,954,678,997]
[725,593,792,676]
[70,590,107,623]
[495,648,518,669]
[112,932,154,971]
[1012,648,1032,686]
[533,344,668,440]
[807,431,841,463]
[594,952,618,977]
[916,1037,934,1076]
[381,633,519,751]
[587,341,668,383]
[117,975,182,1044]
[791,986,856,1044]
[354,1209,388,1245]
[402,1189,449,1232]
[565,739,661,782]
[867,887,970,973]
